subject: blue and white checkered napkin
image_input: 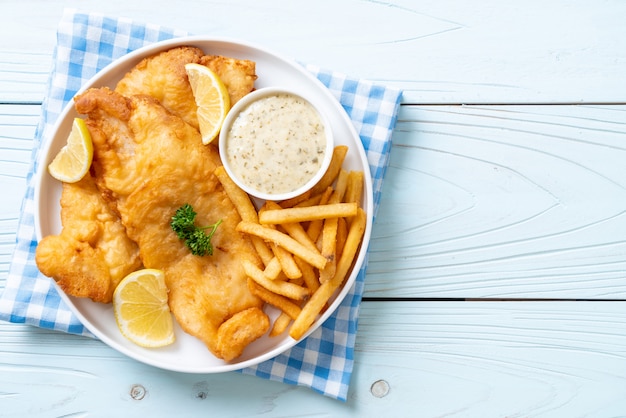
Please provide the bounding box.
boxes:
[0,9,401,401]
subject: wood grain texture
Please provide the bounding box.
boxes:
[0,105,38,284]
[370,104,626,299]
[1,0,626,104]
[1,301,625,417]
[3,104,625,300]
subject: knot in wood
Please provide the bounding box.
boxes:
[370,379,390,398]
[130,384,147,400]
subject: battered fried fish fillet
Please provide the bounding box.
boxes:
[199,54,257,103]
[75,87,269,361]
[35,172,142,303]
[115,46,256,130]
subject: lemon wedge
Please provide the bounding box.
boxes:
[48,117,93,183]
[113,269,175,348]
[185,63,231,144]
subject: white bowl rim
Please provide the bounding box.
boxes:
[218,86,334,201]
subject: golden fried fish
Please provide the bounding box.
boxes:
[199,54,257,104]
[115,46,256,130]
[75,87,269,361]
[35,172,142,303]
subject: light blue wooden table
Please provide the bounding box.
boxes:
[2,1,626,416]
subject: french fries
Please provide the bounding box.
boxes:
[290,208,366,340]
[263,257,283,280]
[236,221,328,270]
[270,241,302,279]
[248,279,302,320]
[215,165,275,266]
[270,311,293,337]
[242,260,310,300]
[258,202,357,224]
[219,145,367,341]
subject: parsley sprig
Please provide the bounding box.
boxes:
[171,204,222,256]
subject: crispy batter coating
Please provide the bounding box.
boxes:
[38,46,262,360]
[74,88,269,360]
[115,46,203,129]
[115,46,257,130]
[199,54,257,104]
[216,307,270,362]
[35,173,142,303]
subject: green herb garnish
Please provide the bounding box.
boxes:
[171,203,222,256]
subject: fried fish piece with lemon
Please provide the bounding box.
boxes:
[75,87,269,360]
[115,46,205,130]
[37,117,142,303]
[47,117,93,183]
[199,54,257,105]
[35,171,142,303]
[114,269,175,348]
[114,46,256,136]
[185,63,230,144]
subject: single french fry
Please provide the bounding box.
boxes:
[344,171,364,206]
[215,165,258,223]
[328,169,349,204]
[319,216,338,283]
[335,216,348,260]
[329,208,367,288]
[270,242,302,279]
[344,170,364,227]
[216,165,275,266]
[237,221,328,270]
[243,259,310,300]
[321,217,338,258]
[251,236,274,267]
[318,257,337,284]
[309,145,348,196]
[289,208,366,340]
[248,279,302,320]
[289,276,305,286]
[259,202,357,224]
[270,311,292,337]
[318,260,336,285]
[288,279,335,341]
[294,256,320,294]
[263,257,283,280]
[315,227,324,252]
[318,177,345,281]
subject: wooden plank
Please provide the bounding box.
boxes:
[0,301,625,416]
[2,104,626,300]
[0,51,50,104]
[1,0,626,104]
[0,105,38,281]
[367,104,626,299]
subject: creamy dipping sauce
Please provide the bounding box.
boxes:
[224,93,327,195]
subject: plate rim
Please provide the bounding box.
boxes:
[33,35,374,373]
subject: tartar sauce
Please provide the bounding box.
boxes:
[224,93,327,195]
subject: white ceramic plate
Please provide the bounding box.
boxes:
[34,36,373,373]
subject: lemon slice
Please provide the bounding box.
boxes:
[113,269,175,348]
[185,63,231,144]
[48,117,93,183]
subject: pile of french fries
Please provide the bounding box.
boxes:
[215,145,366,340]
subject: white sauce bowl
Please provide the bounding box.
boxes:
[219,87,334,201]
